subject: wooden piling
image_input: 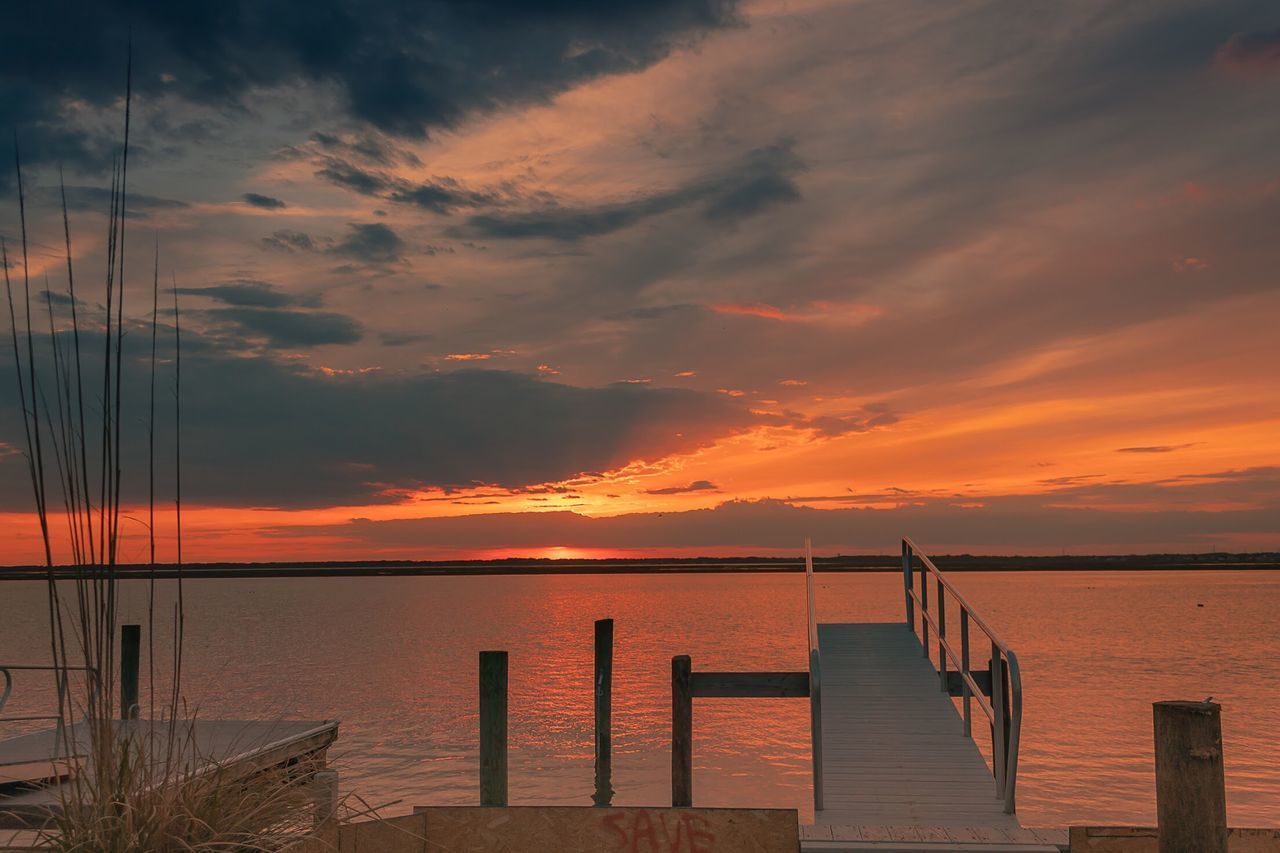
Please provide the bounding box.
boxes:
[672,655,693,807]
[311,769,339,828]
[120,624,140,720]
[592,618,614,807]
[1154,700,1227,853]
[479,651,508,806]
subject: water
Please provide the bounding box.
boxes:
[2,570,1277,826]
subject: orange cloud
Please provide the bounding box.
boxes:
[709,300,881,325]
[710,302,788,320]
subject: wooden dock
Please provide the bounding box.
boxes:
[799,539,1060,851]
[815,623,1015,828]
[0,719,337,829]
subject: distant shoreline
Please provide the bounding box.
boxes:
[1,552,1277,580]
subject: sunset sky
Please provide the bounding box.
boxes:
[2,0,1279,563]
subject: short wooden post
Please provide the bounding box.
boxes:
[672,655,693,807]
[1154,700,1227,853]
[479,650,508,806]
[312,769,339,828]
[592,618,614,807]
[120,624,140,720]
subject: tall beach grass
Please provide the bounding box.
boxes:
[4,53,327,852]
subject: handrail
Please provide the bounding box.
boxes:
[0,663,100,725]
[901,537,1023,815]
[803,539,823,812]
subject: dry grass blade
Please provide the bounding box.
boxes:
[4,44,332,853]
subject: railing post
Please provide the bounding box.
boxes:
[805,539,824,814]
[990,643,1006,798]
[902,540,914,631]
[920,561,929,657]
[809,648,824,814]
[1003,658,1019,815]
[1153,700,1227,853]
[937,579,947,690]
[672,655,693,807]
[592,618,614,807]
[479,650,508,806]
[120,624,140,720]
[960,610,971,737]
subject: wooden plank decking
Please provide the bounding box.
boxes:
[814,623,1022,832]
[805,621,1060,850]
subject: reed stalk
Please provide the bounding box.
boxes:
[4,49,326,852]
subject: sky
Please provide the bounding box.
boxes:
[2,0,1279,563]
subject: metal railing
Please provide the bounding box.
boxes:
[804,539,824,812]
[1,663,100,735]
[901,537,1023,814]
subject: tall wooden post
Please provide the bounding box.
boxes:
[479,651,508,806]
[120,624,140,720]
[672,655,693,807]
[592,618,614,807]
[1154,700,1227,853]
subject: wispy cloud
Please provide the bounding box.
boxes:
[644,479,719,495]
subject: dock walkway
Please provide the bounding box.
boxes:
[816,623,1014,829]
[800,538,1058,851]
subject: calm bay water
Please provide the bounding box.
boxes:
[2,570,1277,826]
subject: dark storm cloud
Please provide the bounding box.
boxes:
[314,158,502,214]
[0,333,755,508]
[38,289,82,308]
[702,171,801,222]
[260,223,406,265]
[451,139,805,241]
[308,132,417,167]
[379,331,435,346]
[205,307,364,347]
[329,223,405,265]
[0,0,739,190]
[806,408,901,438]
[315,162,391,196]
[1215,27,1280,73]
[262,230,318,253]
[242,192,287,209]
[50,185,189,218]
[175,280,321,309]
[387,180,501,215]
